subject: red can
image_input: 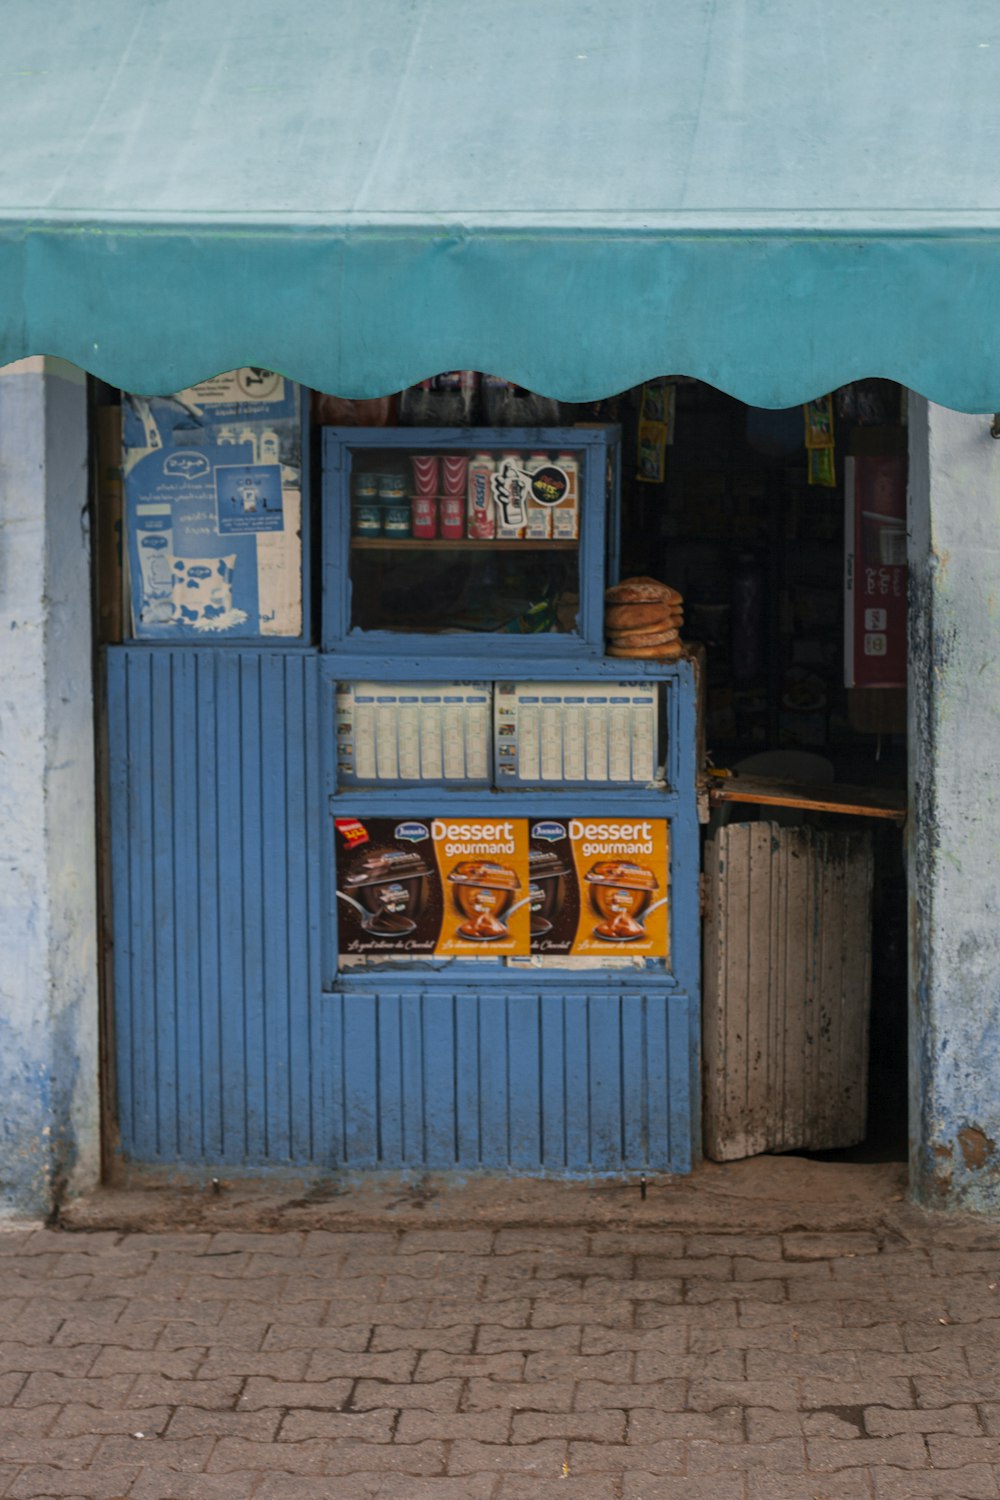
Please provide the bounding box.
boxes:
[440,494,465,539]
[442,455,468,495]
[411,494,438,539]
[410,455,439,495]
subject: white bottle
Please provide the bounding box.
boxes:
[553,451,580,540]
[467,453,496,538]
[523,452,553,538]
[494,451,527,538]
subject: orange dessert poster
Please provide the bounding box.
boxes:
[431,816,531,958]
[566,816,669,959]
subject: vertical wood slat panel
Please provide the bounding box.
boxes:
[423,992,457,1168]
[376,993,404,1167]
[540,994,566,1171]
[776,829,809,1152]
[107,646,690,1173]
[108,647,319,1166]
[215,654,248,1159]
[195,653,222,1158]
[150,651,178,1160]
[260,652,291,1161]
[301,663,326,1164]
[330,988,690,1174]
[342,992,378,1167]
[399,994,425,1166]
[842,834,873,1134]
[285,656,315,1162]
[477,997,509,1166]
[589,996,623,1171]
[703,823,874,1162]
[564,997,591,1169]
[454,997,481,1168]
[508,994,542,1170]
[172,651,202,1161]
[621,994,646,1167]
[106,654,134,1154]
[239,655,266,1160]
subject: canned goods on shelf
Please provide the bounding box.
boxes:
[382,503,412,537]
[378,473,407,501]
[352,504,382,538]
[352,473,379,500]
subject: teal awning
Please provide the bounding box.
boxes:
[3,1,1000,407]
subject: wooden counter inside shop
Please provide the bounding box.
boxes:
[706,772,907,824]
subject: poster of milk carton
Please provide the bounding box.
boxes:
[123,370,303,638]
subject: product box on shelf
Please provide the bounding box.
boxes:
[347,444,582,547]
[335,681,493,786]
[493,682,661,785]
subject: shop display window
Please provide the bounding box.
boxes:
[347,443,581,635]
[322,427,618,653]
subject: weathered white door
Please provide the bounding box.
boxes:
[702,822,874,1160]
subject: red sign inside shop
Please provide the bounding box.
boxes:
[844,455,907,689]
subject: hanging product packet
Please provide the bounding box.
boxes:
[803,395,836,488]
[636,380,675,483]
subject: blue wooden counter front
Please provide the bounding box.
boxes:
[106,645,699,1175]
[106,412,701,1180]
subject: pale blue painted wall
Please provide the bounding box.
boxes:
[909,397,1000,1210]
[0,358,99,1217]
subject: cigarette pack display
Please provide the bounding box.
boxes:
[493,682,661,786]
[336,681,493,786]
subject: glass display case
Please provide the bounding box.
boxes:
[319,421,698,989]
[322,427,618,655]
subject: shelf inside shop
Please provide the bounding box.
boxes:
[350,538,578,551]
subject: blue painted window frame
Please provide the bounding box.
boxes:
[321,658,701,1001]
[321,426,619,657]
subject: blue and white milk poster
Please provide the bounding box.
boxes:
[122,371,302,639]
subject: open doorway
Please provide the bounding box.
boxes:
[615,378,909,1164]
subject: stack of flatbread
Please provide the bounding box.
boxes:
[605,576,685,659]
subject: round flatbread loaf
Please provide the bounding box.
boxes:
[607,640,685,660]
[606,601,683,630]
[607,626,680,647]
[605,576,683,605]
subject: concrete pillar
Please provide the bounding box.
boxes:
[909,395,1000,1210]
[0,357,98,1218]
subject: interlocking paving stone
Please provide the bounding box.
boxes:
[623,1477,744,1499]
[805,1433,928,1469]
[278,1409,396,1442]
[569,1439,684,1474]
[2,1202,1000,1497]
[873,1463,1000,1498]
[447,1437,567,1473]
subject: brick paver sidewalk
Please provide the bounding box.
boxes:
[3,1210,1000,1498]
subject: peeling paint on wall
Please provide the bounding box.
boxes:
[0,360,98,1218]
[909,396,1000,1213]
